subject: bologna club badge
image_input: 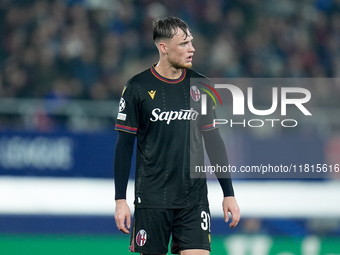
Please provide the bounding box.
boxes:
[136,229,147,246]
[190,86,201,101]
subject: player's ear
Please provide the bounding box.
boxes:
[158,42,167,54]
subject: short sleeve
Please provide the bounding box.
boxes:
[115,83,139,134]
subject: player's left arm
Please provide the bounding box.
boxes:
[202,129,240,228]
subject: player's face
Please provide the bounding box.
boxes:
[165,29,195,69]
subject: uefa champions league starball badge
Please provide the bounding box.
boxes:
[119,97,126,112]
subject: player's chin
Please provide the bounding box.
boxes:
[173,61,192,69]
[182,62,192,69]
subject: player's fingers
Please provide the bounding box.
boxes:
[115,214,130,234]
[120,226,130,234]
[126,214,131,230]
[118,223,130,234]
[229,209,240,229]
[223,207,229,223]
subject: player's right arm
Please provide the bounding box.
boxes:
[114,130,135,234]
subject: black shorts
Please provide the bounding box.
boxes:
[129,204,211,254]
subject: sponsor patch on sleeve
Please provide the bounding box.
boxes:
[117,113,127,121]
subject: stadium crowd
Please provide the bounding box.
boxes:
[1,0,340,105]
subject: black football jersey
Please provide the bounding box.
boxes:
[115,65,216,209]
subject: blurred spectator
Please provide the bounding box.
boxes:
[0,0,339,106]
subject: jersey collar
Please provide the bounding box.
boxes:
[150,64,186,84]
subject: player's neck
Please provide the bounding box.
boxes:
[154,62,183,80]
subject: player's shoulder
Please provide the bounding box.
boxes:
[186,69,210,87]
[126,68,152,88]
[186,68,209,80]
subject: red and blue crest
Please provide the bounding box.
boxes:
[190,85,201,101]
[136,229,147,246]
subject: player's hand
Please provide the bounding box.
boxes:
[115,199,131,234]
[223,196,240,228]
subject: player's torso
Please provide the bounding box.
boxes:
[133,68,207,208]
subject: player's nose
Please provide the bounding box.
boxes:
[189,42,195,53]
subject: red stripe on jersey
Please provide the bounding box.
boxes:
[130,227,136,252]
[115,124,138,134]
[201,123,218,131]
[150,65,186,84]
[129,236,135,252]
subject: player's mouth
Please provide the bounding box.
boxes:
[187,55,193,62]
